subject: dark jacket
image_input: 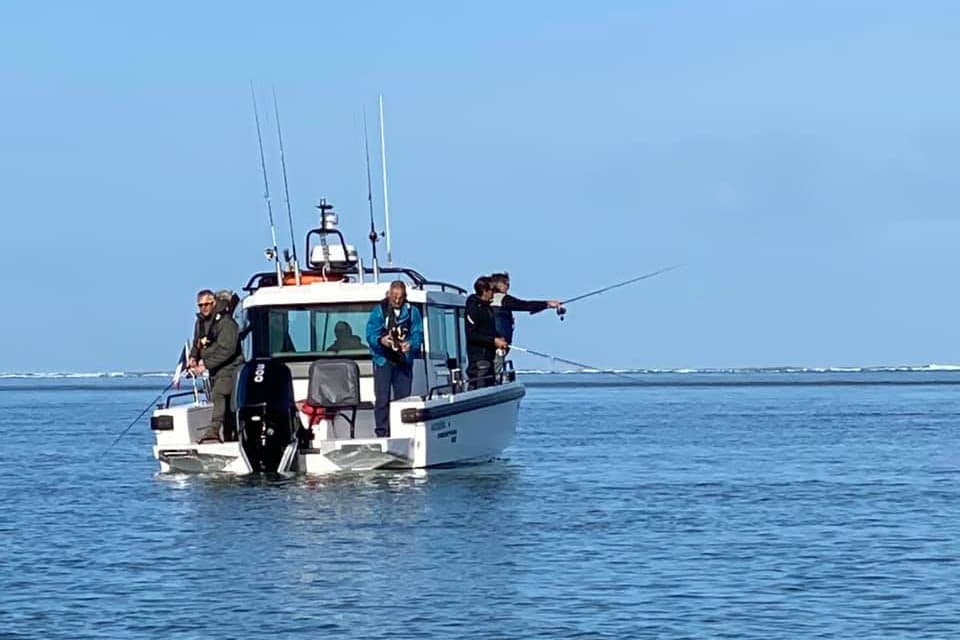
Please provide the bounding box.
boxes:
[327,334,364,352]
[365,300,424,367]
[492,293,549,344]
[192,299,244,378]
[465,294,500,363]
[189,313,214,362]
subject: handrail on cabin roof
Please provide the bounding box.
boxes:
[243,267,466,295]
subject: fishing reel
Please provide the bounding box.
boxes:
[383,325,409,363]
[556,306,567,321]
[389,325,408,347]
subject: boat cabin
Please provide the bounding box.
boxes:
[237,213,511,436]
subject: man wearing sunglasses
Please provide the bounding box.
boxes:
[189,289,243,442]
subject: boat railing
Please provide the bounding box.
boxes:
[361,266,467,295]
[162,374,211,408]
[163,390,202,409]
[427,365,517,399]
[242,266,466,295]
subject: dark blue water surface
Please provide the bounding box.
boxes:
[1,372,958,639]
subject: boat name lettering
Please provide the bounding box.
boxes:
[436,429,458,440]
[430,421,449,432]
[254,363,265,383]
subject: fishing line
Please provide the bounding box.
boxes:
[508,344,644,384]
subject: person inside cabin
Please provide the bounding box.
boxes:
[465,276,509,389]
[489,272,563,377]
[327,321,364,352]
[365,280,424,437]
[189,289,245,442]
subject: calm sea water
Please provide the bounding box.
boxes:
[1,372,958,639]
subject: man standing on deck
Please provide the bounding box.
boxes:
[489,272,563,376]
[465,276,509,388]
[366,281,424,437]
[189,289,244,442]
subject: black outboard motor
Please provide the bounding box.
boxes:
[234,358,298,473]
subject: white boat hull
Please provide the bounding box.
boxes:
[152,382,524,475]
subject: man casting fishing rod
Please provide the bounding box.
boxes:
[489,272,564,376]
[488,265,679,376]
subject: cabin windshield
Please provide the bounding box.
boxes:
[248,304,374,359]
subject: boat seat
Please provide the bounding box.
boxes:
[304,359,362,438]
[285,359,374,379]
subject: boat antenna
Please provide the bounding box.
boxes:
[250,84,283,285]
[315,198,333,273]
[272,87,301,285]
[363,107,381,282]
[378,94,393,264]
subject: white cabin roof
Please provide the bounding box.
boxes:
[243,280,465,309]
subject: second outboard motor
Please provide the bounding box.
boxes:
[234,358,299,473]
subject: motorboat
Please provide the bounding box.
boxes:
[150,203,524,474]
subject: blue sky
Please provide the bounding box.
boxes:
[2,1,959,371]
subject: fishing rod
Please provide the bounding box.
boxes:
[102,379,177,456]
[363,107,380,281]
[563,264,683,305]
[250,84,283,284]
[378,94,393,264]
[533,264,683,319]
[272,87,300,285]
[509,344,644,384]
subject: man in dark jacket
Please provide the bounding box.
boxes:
[489,272,563,375]
[190,289,244,442]
[365,281,424,437]
[188,289,217,368]
[465,276,509,389]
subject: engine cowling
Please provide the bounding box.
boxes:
[234,358,298,473]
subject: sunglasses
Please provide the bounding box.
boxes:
[197,301,215,308]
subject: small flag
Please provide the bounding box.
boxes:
[172,340,190,390]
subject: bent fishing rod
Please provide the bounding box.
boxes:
[508,344,644,384]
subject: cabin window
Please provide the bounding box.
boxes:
[427,306,462,364]
[249,303,376,358]
[427,306,467,367]
[241,309,252,360]
[456,308,468,367]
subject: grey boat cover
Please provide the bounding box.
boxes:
[307,359,361,408]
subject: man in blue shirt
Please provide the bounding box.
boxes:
[365,280,424,437]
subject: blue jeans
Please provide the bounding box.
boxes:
[373,361,412,436]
